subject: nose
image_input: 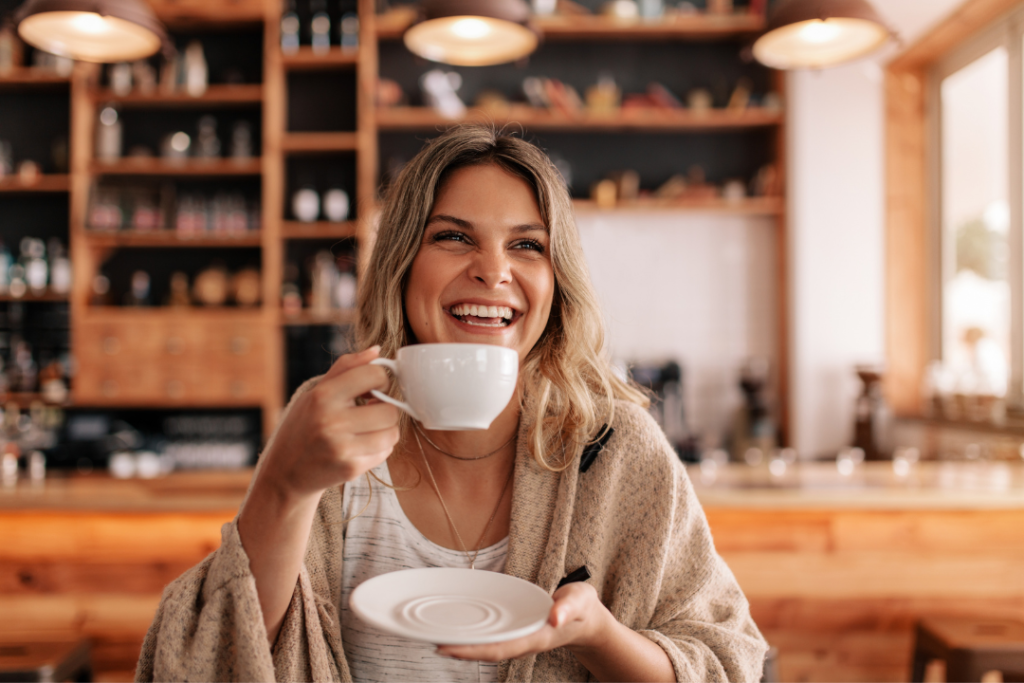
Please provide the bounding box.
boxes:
[468,245,512,288]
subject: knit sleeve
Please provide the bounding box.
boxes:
[637,466,768,683]
[134,518,344,682]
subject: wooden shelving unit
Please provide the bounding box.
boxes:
[0,391,70,407]
[0,174,70,192]
[83,231,263,248]
[281,47,359,69]
[573,196,784,215]
[90,84,264,107]
[376,105,783,132]
[281,132,359,152]
[90,158,263,175]
[0,67,70,87]
[281,221,358,239]
[0,292,69,303]
[375,8,766,40]
[281,309,357,326]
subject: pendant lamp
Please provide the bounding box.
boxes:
[404,0,537,67]
[752,0,892,70]
[15,0,169,63]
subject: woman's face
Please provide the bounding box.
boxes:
[404,163,555,363]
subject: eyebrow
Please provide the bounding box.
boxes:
[425,214,548,233]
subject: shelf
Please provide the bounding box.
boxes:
[281,309,356,326]
[376,10,766,41]
[281,47,359,70]
[90,158,263,176]
[0,68,70,88]
[0,392,70,408]
[90,84,264,108]
[83,230,262,248]
[83,306,264,321]
[572,196,783,215]
[281,132,359,153]
[0,292,68,303]
[281,221,357,239]
[376,106,783,132]
[0,174,70,193]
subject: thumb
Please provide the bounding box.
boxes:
[323,345,381,380]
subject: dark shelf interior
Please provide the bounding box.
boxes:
[110,108,263,160]
[0,88,70,174]
[287,70,358,132]
[0,194,69,246]
[285,323,354,397]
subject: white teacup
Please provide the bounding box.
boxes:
[370,343,519,431]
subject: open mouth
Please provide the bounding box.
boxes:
[447,303,519,328]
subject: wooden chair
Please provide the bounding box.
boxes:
[911,618,1024,682]
[0,640,91,683]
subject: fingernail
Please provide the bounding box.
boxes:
[367,345,381,354]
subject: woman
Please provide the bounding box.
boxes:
[136,125,768,682]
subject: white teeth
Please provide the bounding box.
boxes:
[450,304,514,320]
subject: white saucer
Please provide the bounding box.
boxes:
[349,568,553,645]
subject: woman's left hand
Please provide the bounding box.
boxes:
[436,582,608,662]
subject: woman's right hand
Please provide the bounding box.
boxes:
[256,345,401,502]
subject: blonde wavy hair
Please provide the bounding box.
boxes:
[357,124,647,471]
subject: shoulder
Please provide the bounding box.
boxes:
[598,399,680,477]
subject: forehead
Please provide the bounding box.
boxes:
[430,164,544,223]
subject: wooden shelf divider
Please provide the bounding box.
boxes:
[90,158,263,176]
[375,9,766,40]
[376,105,783,132]
[281,309,357,326]
[83,230,263,248]
[0,292,69,303]
[281,47,359,69]
[90,84,264,108]
[0,174,70,192]
[572,196,784,215]
[281,132,359,152]
[0,67,70,87]
[281,221,358,239]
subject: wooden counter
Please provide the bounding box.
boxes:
[692,462,1024,682]
[1,463,1022,681]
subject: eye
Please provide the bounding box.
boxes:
[513,239,545,254]
[431,230,470,244]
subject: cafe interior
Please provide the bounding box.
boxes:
[0,0,1022,679]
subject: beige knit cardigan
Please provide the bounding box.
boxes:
[136,381,768,682]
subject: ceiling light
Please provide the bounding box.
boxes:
[404,0,537,67]
[752,0,892,70]
[15,0,169,63]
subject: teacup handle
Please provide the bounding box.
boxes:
[369,358,420,420]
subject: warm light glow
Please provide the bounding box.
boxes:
[798,20,842,44]
[450,17,491,40]
[753,17,889,69]
[70,12,108,34]
[170,132,191,153]
[404,15,536,66]
[18,10,161,62]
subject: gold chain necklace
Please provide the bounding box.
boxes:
[411,428,514,570]
[413,420,517,462]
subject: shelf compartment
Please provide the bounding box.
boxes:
[376,10,766,40]
[84,230,263,248]
[281,309,356,326]
[0,68,70,88]
[281,221,357,239]
[282,132,359,152]
[376,106,783,132]
[572,196,783,215]
[282,47,359,70]
[90,158,263,176]
[90,84,264,108]
[0,174,70,192]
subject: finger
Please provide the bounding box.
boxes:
[437,631,545,662]
[331,426,401,462]
[323,345,380,381]
[316,363,392,406]
[338,402,401,435]
[549,584,593,628]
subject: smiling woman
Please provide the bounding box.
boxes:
[135,125,769,683]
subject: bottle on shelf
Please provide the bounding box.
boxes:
[195,115,221,159]
[0,241,11,294]
[184,41,208,97]
[281,0,301,53]
[124,270,152,306]
[230,120,253,160]
[47,239,71,296]
[292,181,321,222]
[339,0,359,50]
[323,186,350,222]
[310,0,331,53]
[20,238,48,296]
[95,106,123,162]
[110,62,133,96]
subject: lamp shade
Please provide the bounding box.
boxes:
[404,0,537,67]
[752,0,891,70]
[15,0,168,63]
